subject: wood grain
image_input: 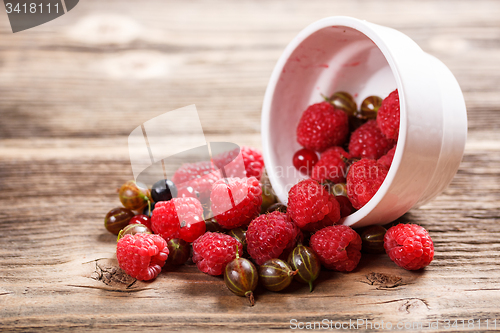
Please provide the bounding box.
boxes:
[1,0,500,331]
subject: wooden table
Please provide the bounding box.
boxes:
[1,0,499,331]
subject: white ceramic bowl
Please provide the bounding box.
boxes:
[261,16,467,228]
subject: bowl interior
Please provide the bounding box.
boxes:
[267,25,397,204]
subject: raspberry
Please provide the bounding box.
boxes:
[192,232,243,276]
[346,159,389,210]
[311,146,350,183]
[210,177,262,229]
[213,146,265,180]
[348,120,395,160]
[297,102,349,152]
[287,179,341,230]
[151,197,205,242]
[246,211,302,265]
[384,224,434,270]
[377,145,396,169]
[310,225,362,272]
[377,89,400,141]
[116,233,169,281]
[172,161,221,204]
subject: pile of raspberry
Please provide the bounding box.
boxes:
[104,143,434,301]
[294,89,399,211]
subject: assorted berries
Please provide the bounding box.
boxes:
[384,224,434,270]
[104,85,435,301]
[293,89,400,211]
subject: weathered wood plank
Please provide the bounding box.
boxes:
[1,0,500,331]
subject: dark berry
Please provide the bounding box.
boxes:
[166,239,191,265]
[335,196,354,218]
[205,217,224,232]
[258,259,297,292]
[227,228,247,253]
[328,91,357,116]
[117,223,152,240]
[293,148,318,175]
[348,115,368,132]
[266,203,287,214]
[129,214,151,230]
[360,96,382,119]
[260,174,277,214]
[118,181,150,211]
[361,225,387,254]
[104,207,135,235]
[288,244,321,292]
[224,254,258,306]
[142,201,156,217]
[151,179,177,203]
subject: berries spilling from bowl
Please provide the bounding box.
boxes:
[102,136,433,306]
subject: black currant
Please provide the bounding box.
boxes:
[151,179,177,203]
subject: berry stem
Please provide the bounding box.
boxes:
[309,281,314,293]
[245,291,255,306]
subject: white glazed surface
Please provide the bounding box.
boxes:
[261,17,467,228]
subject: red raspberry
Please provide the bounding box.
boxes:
[297,102,349,152]
[384,224,434,270]
[210,177,262,229]
[151,197,205,242]
[377,89,400,141]
[310,225,362,272]
[192,232,243,275]
[246,211,302,265]
[348,120,395,160]
[287,179,341,230]
[116,233,169,281]
[213,146,265,180]
[172,161,221,204]
[377,145,396,169]
[172,161,214,184]
[311,146,350,183]
[346,159,388,210]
